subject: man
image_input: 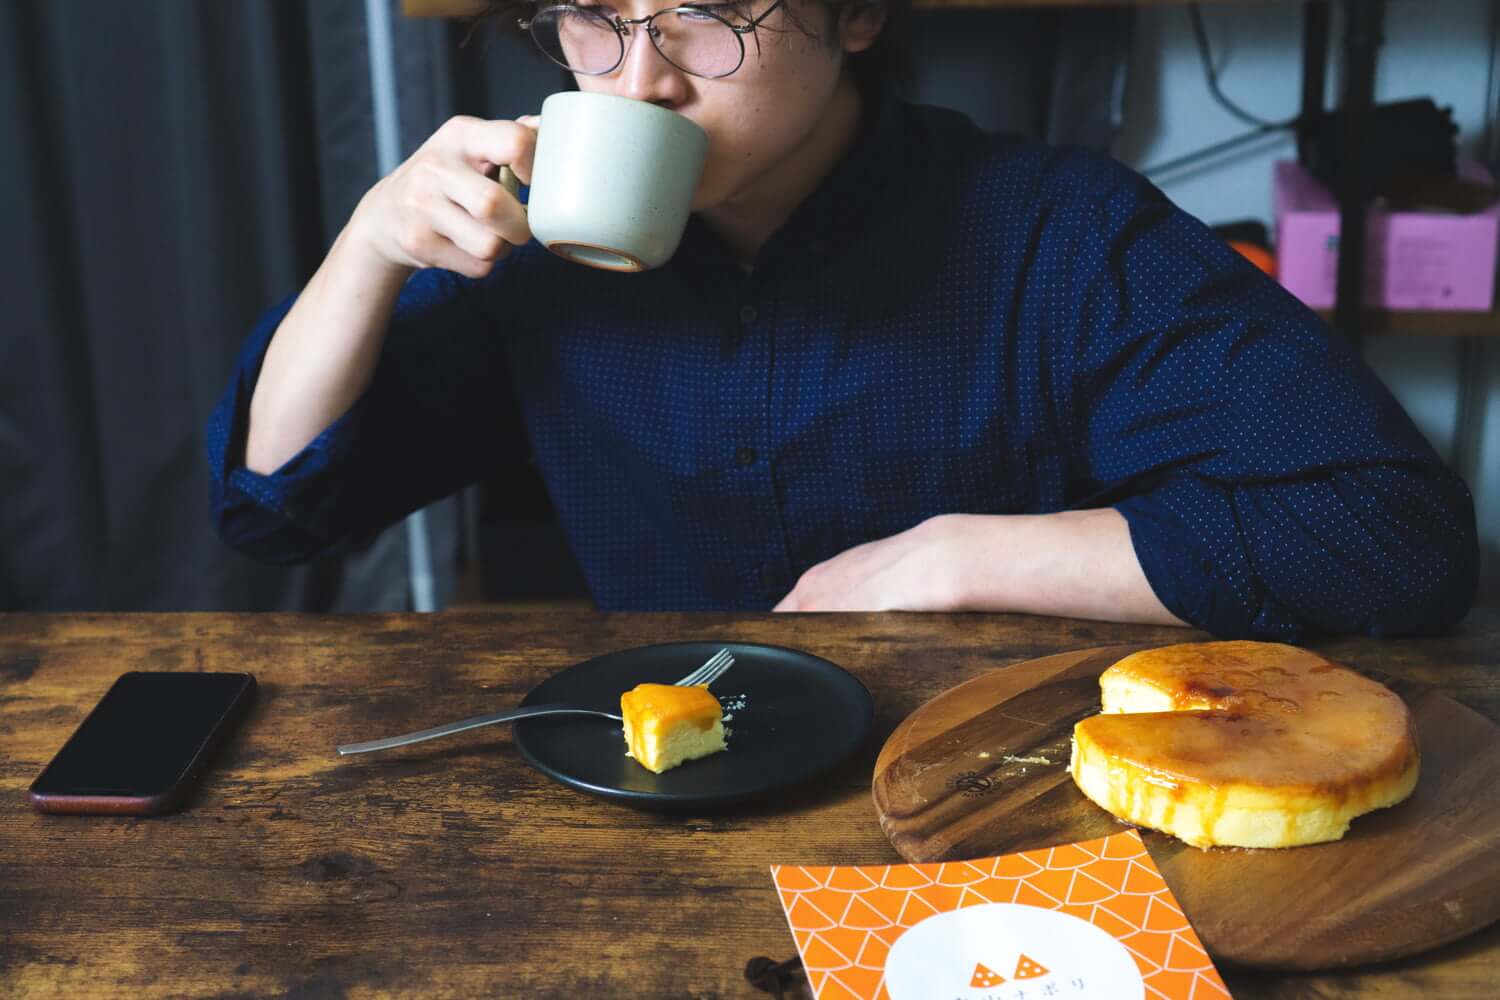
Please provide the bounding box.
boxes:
[209,0,1478,637]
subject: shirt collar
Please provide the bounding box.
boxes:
[761,85,905,260]
[674,87,907,281]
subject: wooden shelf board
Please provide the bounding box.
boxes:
[1317,308,1500,337]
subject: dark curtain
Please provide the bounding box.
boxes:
[0,0,1129,612]
[0,0,548,611]
[1,1,348,610]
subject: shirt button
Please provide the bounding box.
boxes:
[735,446,757,467]
[738,304,758,324]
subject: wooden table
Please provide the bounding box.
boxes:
[3,610,1498,997]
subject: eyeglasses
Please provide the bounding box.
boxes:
[520,1,786,81]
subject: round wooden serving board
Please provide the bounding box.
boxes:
[871,645,1500,971]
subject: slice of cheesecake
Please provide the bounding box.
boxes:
[620,683,727,774]
[1070,641,1419,849]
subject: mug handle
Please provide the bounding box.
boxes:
[495,165,523,210]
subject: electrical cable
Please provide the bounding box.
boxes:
[1189,4,1300,130]
[1143,5,1301,178]
[1143,123,1283,177]
[1485,0,1499,164]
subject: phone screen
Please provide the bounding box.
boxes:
[30,672,256,801]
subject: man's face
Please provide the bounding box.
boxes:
[569,0,852,210]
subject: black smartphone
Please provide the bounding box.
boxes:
[29,671,257,816]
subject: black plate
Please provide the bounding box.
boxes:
[514,641,873,808]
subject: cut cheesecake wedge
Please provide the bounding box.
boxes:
[620,683,727,774]
[1070,641,1419,848]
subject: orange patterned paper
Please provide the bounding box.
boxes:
[771,830,1230,1000]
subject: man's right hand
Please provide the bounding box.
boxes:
[348,115,540,280]
[245,115,540,475]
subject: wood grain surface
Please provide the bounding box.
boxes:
[872,645,1500,971]
[2,610,1499,998]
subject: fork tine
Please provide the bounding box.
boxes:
[697,658,733,688]
[674,657,708,687]
[677,648,730,686]
[675,647,732,687]
[702,653,734,687]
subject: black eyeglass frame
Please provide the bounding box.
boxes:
[519,0,787,80]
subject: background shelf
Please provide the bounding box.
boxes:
[1316,308,1500,337]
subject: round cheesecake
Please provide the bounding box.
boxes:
[1070,641,1419,849]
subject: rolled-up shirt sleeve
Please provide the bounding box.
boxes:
[1069,169,1478,640]
[206,266,529,565]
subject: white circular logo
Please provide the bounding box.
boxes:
[884,903,1144,1000]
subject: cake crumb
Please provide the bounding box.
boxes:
[1001,754,1053,766]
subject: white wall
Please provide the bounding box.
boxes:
[1113,0,1499,604]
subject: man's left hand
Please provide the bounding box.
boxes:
[773,515,965,612]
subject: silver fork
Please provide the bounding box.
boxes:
[336,647,734,756]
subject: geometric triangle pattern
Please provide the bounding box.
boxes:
[970,963,1005,989]
[1012,953,1048,979]
[771,829,1231,1000]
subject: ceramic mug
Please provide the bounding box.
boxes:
[500,91,709,272]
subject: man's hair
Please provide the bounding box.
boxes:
[475,0,911,95]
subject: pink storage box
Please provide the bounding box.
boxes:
[1272,158,1500,311]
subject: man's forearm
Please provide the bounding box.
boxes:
[942,509,1190,627]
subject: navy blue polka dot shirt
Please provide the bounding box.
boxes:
[207,93,1478,638]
